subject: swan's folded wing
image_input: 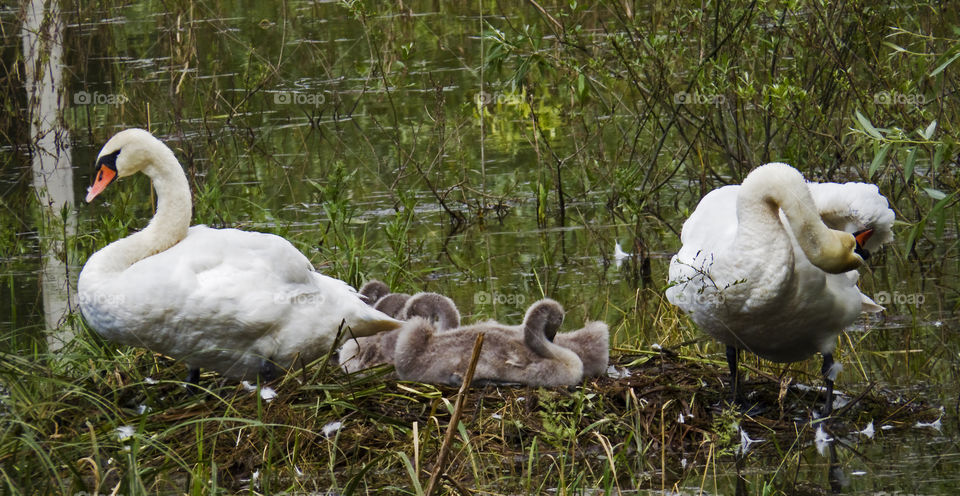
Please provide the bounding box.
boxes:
[807,182,895,250]
[127,226,398,369]
[667,185,740,308]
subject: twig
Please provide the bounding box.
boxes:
[424,333,484,496]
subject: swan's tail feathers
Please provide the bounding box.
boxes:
[808,182,895,251]
[343,313,403,339]
[860,292,885,313]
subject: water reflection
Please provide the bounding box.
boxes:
[21,0,75,350]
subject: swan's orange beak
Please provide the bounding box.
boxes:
[853,228,874,261]
[85,165,117,203]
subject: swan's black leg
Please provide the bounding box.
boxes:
[726,345,743,405]
[258,358,279,383]
[185,368,201,395]
[820,352,835,417]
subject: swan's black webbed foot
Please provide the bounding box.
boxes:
[819,352,838,418]
[724,346,766,415]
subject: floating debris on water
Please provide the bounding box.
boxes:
[815,425,833,457]
[859,421,875,438]
[614,242,631,267]
[915,418,942,431]
[737,425,764,454]
[914,406,944,431]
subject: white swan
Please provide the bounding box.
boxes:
[666,163,894,415]
[78,129,400,381]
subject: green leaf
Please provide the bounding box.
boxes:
[930,52,960,77]
[882,41,907,53]
[855,110,882,140]
[396,452,424,495]
[923,187,947,200]
[935,201,947,240]
[922,120,937,140]
[932,142,949,173]
[905,219,925,253]
[868,142,891,179]
[932,193,954,240]
[903,147,917,181]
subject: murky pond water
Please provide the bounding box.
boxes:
[2,0,959,493]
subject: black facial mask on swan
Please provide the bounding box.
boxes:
[853,228,874,261]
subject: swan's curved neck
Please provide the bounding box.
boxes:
[92,143,192,273]
[734,164,846,272]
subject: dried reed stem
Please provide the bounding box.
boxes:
[425,333,485,495]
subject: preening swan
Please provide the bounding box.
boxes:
[78,129,400,381]
[339,291,461,373]
[393,299,586,387]
[666,163,894,415]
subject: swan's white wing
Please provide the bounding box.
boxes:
[807,181,895,250]
[666,185,739,311]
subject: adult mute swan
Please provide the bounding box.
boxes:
[666,163,894,416]
[78,129,400,382]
